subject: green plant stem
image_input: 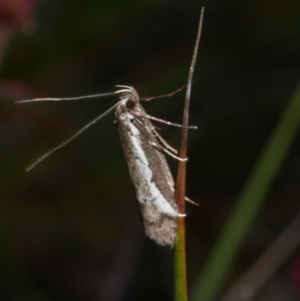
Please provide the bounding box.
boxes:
[175,217,188,301]
[192,81,300,301]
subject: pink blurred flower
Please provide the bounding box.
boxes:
[0,0,38,29]
[288,257,300,293]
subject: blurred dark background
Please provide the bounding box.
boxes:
[0,1,300,301]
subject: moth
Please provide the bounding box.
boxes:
[17,10,204,247]
[115,86,186,246]
[18,85,193,246]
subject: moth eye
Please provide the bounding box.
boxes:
[126,99,135,110]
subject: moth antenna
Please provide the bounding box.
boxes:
[115,85,131,89]
[25,100,123,171]
[140,85,186,101]
[16,89,129,103]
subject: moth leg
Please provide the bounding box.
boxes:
[131,112,197,129]
[183,195,199,206]
[149,141,187,162]
[151,127,177,154]
[132,119,197,205]
[170,186,199,206]
[132,117,183,160]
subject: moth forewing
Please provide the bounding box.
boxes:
[115,88,178,246]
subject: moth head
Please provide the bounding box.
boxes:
[116,86,140,111]
[125,98,136,110]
